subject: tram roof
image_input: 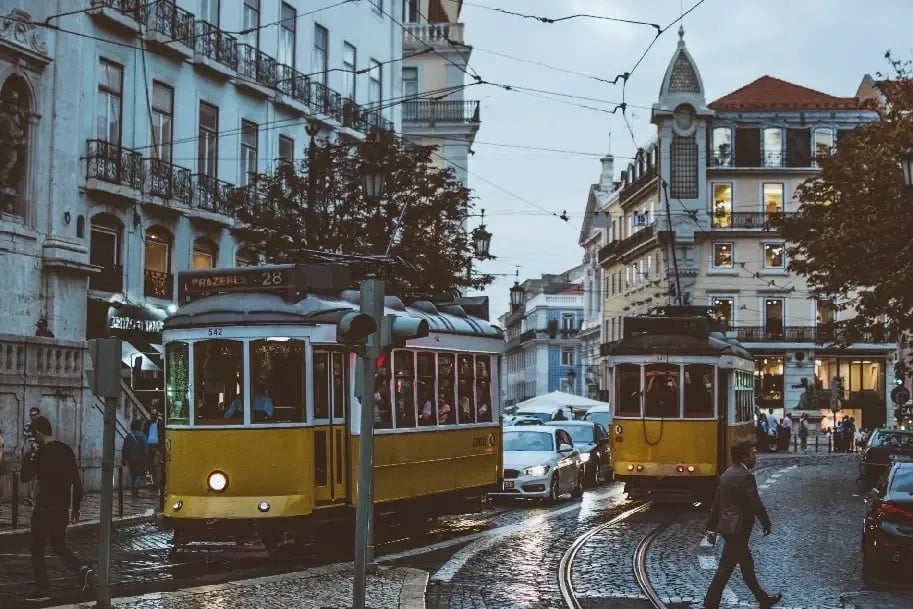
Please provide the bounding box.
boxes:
[164,292,504,339]
[603,332,753,360]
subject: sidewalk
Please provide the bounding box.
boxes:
[46,563,428,609]
[0,487,158,539]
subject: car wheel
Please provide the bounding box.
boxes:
[548,474,560,503]
[571,468,584,499]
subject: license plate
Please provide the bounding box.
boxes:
[503,481,514,489]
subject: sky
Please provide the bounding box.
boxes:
[460,0,913,323]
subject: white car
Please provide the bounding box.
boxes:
[490,426,584,502]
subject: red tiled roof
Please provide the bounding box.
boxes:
[874,79,913,104]
[708,76,859,111]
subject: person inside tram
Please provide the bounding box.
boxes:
[223,379,274,422]
[645,373,678,417]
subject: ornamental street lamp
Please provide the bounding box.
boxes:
[902,147,913,187]
[509,270,525,311]
[471,208,493,259]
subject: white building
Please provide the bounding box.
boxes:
[0,0,400,486]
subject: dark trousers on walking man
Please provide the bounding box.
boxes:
[704,533,769,607]
[31,508,85,591]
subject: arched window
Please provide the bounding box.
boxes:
[192,238,218,269]
[0,75,32,218]
[235,248,256,267]
[89,213,123,292]
[144,226,173,299]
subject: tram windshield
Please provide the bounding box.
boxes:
[194,340,244,425]
[250,339,305,423]
[645,364,679,417]
[614,361,723,419]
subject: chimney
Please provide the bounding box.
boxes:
[599,154,614,191]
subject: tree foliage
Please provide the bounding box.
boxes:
[771,54,913,366]
[231,130,494,299]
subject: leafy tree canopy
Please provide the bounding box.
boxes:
[231,130,494,300]
[771,54,913,366]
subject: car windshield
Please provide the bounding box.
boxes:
[891,468,913,493]
[872,432,913,448]
[584,412,610,429]
[517,411,552,423]
[504,431,554,452]
[561,425,594,444]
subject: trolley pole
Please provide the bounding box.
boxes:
[353,276,384,609]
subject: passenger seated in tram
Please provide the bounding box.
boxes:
[645,372,679,417]
[223,379,275,421]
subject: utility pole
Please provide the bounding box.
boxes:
[87,338,123,609]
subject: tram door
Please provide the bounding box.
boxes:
[312,351,349,504]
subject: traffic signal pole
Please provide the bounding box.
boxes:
[353,277,384,609]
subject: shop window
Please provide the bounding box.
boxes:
[711,127,732,166]
[645,363,680,417]
[165,341,190,425]
[249,339,304,423]
[712,243,733,269]
[763,243,785,268]
[684,364,714,417]
[417,352,436,425]
[756,356,784,410]
[393,350,416,428]
[615,363,641,416]
[712,183,732,228]
[457,354,475,424]
[437,353,456,425]
[192,238,217,270]
[193,339,243,425]
[476,356,492,422]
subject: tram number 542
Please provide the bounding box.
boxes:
[208,328,223,336]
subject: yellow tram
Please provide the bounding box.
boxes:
[606,307,756,502]
[160,265,503,546]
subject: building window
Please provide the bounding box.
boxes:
[712,297,733,326]
[192,239,217,269]
[342,42,356,100]
[561,313,574,330]
[712,243,733,269]
[151,81,173,163]
[144,226,173,299]
[814,128,835,165]
[278,135,294,163]
[368,59,382,105]
[763,183,783,215]
[561,347,574,366]
[765,298,784,339]
[89,214,122,291]
[763,243,785,268]
[200,0,219,25]
[711,127,731,166]
[762,127,783,167]
[278,3,296,67]
[670,135,698,199]
[403,0,418,22]
[816,299,835,339]
[96,59,123,145]
[711,183,732,228]
[313,25,328,86]
[402,66,417,99]
[198,102,219,177]
[240,120,258,186]
[241,0,260,49]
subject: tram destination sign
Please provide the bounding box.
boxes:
[177,264,354,304]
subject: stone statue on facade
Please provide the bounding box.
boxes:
[0,90,26,193]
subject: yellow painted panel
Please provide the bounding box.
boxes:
[164,428,314,519]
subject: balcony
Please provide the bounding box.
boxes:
[597,242,619,265]
[308,79,344,122]
[143,158,193,206]
[710,211,793,230]
[85,139,143,196]
[403,100,480,123]
[142,0,194,56]
[616,224,656,255]
[193,174,235,216]
[193,21,238,76]
[731,326,891,344]
[403,22,465,46]
[236,43,278,94]
[619,166,658,204]
[89,0,142,32]
[711,147,837,170]
[89,264,124,293]
[144,269,173,299]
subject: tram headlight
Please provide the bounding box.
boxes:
[207,471,228,493]
[523,465,550,477]
[257,501,270,513]
[626,464,635,471]
[687,465,696,473]
[635,464,644,472]
[172,500,183,511]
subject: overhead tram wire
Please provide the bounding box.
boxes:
[453,0,661,31]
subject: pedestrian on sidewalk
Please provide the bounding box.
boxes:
[122,419,148,500]
[781,414,793,451]
[24,407,40,506]
[702,439,783,609]
[142,406,165,488]
[798,414,809,453]
[20,416,94,602]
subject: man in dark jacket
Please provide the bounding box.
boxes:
[142,407,164,487]
[703,439,782,609]
[20,416,94,602]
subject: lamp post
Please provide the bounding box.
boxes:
[903,147,913,187]
[471,208,493,259]
[509,270,525,312]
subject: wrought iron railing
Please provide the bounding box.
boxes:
[89,264,124,293]
[143,158,193,205]
[308,79,343,122]
[143,0,194,46]
[763,152,784,167]
[86,140,143,190]
[732,325,890,343]
[193,173,235,215]
[144,269,173,299]
[236,43,277,88]
[402,100,480,122]
[193,21,238,69]
[597,242,619,264]
[710,211,792,229]
[616,224,655,253]
[93,0,143,20]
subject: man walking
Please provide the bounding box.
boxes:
[142,407,164,488]
[703,439,782,609]
[24,407,40,505]
[20,416,94,602]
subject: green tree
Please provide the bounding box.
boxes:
[231,130,494,299]
[771,55,913,363]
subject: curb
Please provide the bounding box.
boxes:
[0,509,157,541]
[399,568,429,609]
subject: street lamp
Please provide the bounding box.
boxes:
[471,208,493,259]
[509,270,525,312]
[902,147,913,187]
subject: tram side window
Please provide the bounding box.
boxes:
[615,364,641,416]
[332,352,346,421]
[165,341,190,425]
[438,353,456,425]
[476,356,492,423]
[457,354,476,424]
[314,352,330,420]
[374,353,392,429]
[417,352,436,426]
[645,364,680,418]
[735,370,754,423]
[250,339,304,423]
[684,364,715,418]
[393,350,416,428]
[313,350,349,423]
[717,370,728,424]
[194,340,243,425]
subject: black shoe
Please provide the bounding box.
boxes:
[25,589,50,602]
[761,592,783,608]
[80,566,95,594]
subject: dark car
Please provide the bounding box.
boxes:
[862,460,913,584]
[859,429,913,487]
[545,420,609,488]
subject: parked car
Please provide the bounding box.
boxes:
[545,420,609,487]
[514,405,575,423]
[859,429,913,488]
[490,426,583,502]
[861,459,913,584]
[583,405,612,432]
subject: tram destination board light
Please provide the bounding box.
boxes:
[177,264,353,304]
